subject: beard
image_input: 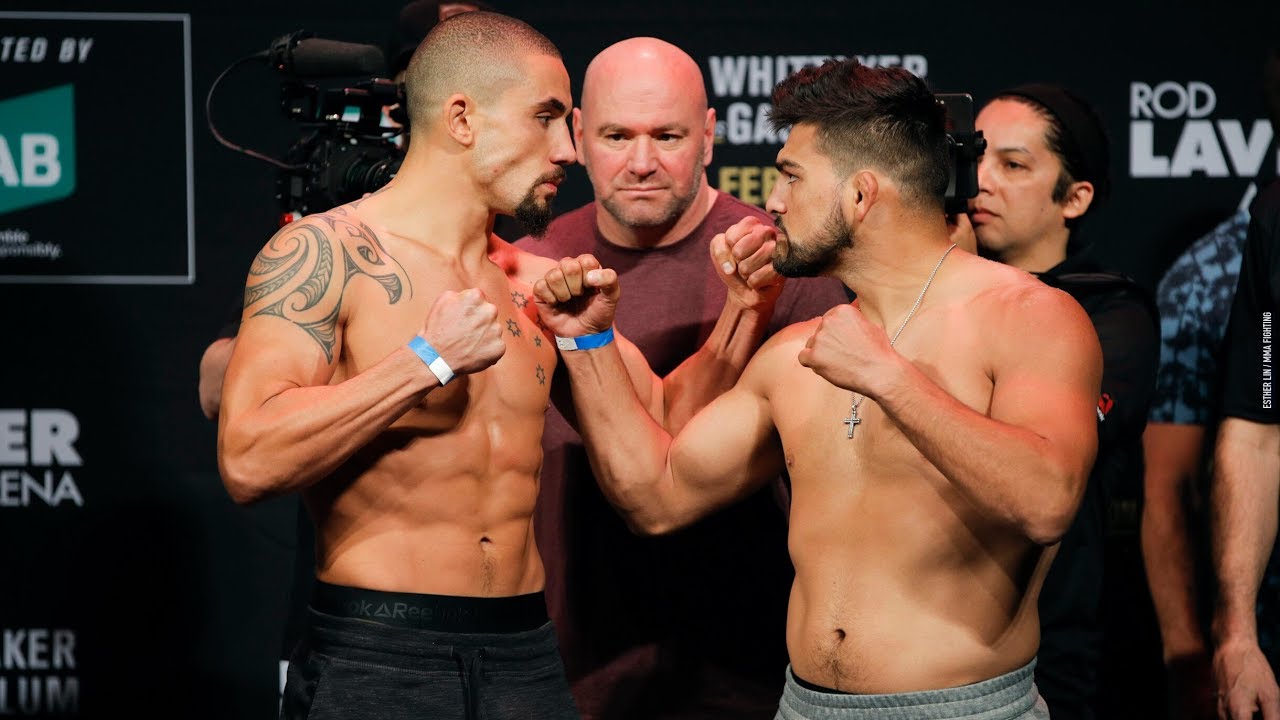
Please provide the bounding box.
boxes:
[772,204,851,278]
[515,192,553,237]
[514,168,566,238]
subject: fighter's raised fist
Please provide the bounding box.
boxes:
[419,288,506,375]
[532,254,620,339]
[798,301,898,398]
[711,216,784,311]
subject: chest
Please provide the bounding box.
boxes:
[335,261,557,417]
[773,315,993,485]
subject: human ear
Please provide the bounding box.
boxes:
[842,170,880,223]
[1060,180,1095,220]
[572,108,586,166]
[702,108,716,167]
[444,93,476,147]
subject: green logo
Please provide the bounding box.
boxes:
[0,84,76,214]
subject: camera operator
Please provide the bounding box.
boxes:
[965,83,1160,720]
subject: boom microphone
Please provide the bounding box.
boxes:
[267,31,387,78]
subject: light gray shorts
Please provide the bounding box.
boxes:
[775,659,1050,720]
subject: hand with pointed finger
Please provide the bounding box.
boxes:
[711,216,784,312]
[532,254,620,339]
[419,288,506,375]
[797,301,902,398]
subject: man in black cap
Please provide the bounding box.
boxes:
[966,84,1161,720]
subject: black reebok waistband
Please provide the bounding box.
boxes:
[311,580,548,633]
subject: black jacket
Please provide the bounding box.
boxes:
[1033,252,1160,720]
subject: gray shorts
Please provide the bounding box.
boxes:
[775,659,1050,720]
[281,584,579,720]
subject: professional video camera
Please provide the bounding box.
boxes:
[276,74,404,217]
[207,31,407,220]
[937,93,987,216]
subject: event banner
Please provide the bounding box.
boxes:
[0,12,193,284]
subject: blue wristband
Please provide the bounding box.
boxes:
[408,336,455,385]
[555,327,615,351]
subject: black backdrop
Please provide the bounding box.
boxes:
[2,0,1278,716]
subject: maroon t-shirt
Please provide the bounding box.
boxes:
[516,191,848,719]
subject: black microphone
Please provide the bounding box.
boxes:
[267,31,387,78]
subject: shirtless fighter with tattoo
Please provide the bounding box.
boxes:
[216,12,779,720]
[535,58,1104,720]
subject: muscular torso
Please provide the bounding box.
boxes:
[305,209,558,598]
[769,276,1049,693]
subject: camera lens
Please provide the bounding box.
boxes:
[353,156,402,195]
[338,149,401,201]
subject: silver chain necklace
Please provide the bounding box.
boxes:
[842,243,957,439]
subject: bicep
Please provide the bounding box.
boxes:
[222,316,339,415]
[220,220,347,420]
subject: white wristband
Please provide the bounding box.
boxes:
[408,336,455,385]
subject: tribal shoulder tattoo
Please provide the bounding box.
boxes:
[242,210,410,361]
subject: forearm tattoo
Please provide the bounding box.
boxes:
[243,213,410,361]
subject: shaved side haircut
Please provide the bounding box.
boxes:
[770,58,950,210]
[403,11,561,129]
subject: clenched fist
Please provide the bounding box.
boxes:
[532,254,620,339]
[798,301,901,398]
[419,288,506,375]
[710,216,784,311]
